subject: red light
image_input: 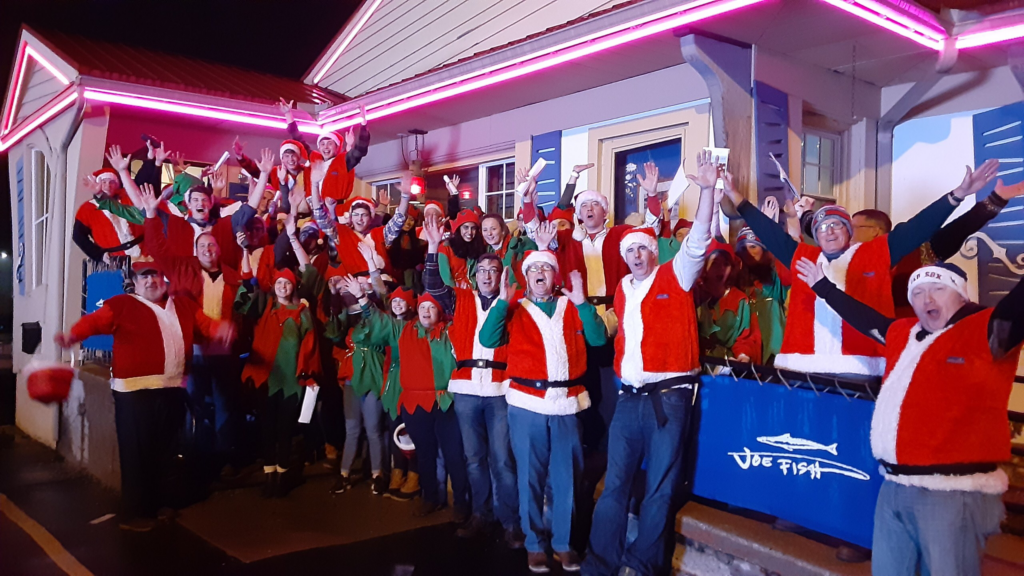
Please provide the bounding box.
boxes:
[410,176,425,195]
[460,189,472,200]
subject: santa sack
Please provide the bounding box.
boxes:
[24,360,75,404]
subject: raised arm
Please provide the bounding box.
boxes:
[277,99,312,154]
[562,270,607,346]
[558,163,593,210]
[107,145,144,209]
[421,213,456,316]
[728,176,799,266]
[796,258,894,344]
[636,161,663,232]
[674,151,717,291]
[55,303,117,348]
[345,107,370,172]
[138,183,181,270]
[480,269,515,348]
[931,183,1020,261]
[284,210,310,271]
[381,181,412,248]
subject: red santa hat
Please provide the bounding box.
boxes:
[23,360,75,404]
[619,227,659,259]
[391,286,415,309]
[907,263,971,302]
[520,250,559,276]
[316,131,343,147]
[93,168,119,184]
[422,200,445,219]
[452,209,479,232]
[573,189,609,212]
[279,140,308,163]
[547,206,575,224]
[274,268,297,286]
[340,196,376,217]
[673,219,693,234]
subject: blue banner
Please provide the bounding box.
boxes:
[81,270,126,352]
[692,375,883,548]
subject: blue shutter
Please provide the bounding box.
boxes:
[972,104,1024,307]
[754,81,790,208]
[15,157,25,296]
[531,131,562,210]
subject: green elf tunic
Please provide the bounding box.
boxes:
[352,304,457,417]
[696,287,762,364]
[487,234,536,289]
[438,242,475,290]
[745,264,789,365]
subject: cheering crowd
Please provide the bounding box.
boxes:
[56,101,1024,576]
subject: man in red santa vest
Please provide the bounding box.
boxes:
[421,212,524,547]
[73,167,146,263]
[334,188,413,282]
[54,259,233,532]
[480,251,607,574]
[722,159,1000,376]
[583,150,717,576]
[795,257,1024,576]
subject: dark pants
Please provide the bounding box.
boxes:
[257,388,301,469]
[401,406,469,510]
[187,350,242,467]
[113,387,187,520]
[583,387,694,576]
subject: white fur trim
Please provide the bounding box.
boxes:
[884,468,1008,495]
[774,352,885,376]
[618,272,698,387]
[907,266,970,303]
[451,294,504,397]
[95,172,119,183]
[505,387,590,416]
[112,296,186,392]
[520,251,559,276]
[619,230,659,259]
[92,200,141,258]
[317,131,341,146]
[522,298,570,381]
[573,190,609,212]
[449,380,507,397]
[280,142,302,157]
[870,323,949,463]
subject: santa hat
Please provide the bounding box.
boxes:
[423,200,445,218]
[735,227,764,251]
[93,168,119,184]
[619,227,659,259]
[573,189,609,212]
[390,286,415,308]
[706,239,735,264]
[316,131,343,147]
[547,206,575,224]
[452,209,479,232]
[520,250,559,276]
[274,268,297,286]
[340,196,376,218]
[405,204,421,221]
[23,360,75,405]
[673,219,693,234]
[907,263,971,302]
[279,140,308,163]
[812,205,853,237]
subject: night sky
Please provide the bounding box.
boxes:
[0,0,362,254]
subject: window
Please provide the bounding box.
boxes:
[479,159,516,221]
[612,138,681,225]
[371,178,403,215]
[30,149,50,289]
[802,131,840,198]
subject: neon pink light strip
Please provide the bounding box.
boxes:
[25,46,71,85]
[817,0,942,49]
[956,23,1024,49]
[323,0,766,131]
[849,0,945,40]
[82,89,323,134]
[0,92,78,152]
[2,43,73,134]
[313,0,386,85]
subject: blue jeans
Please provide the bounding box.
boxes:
[453,394,519,528]
[872,480,1004,576]
[340,384,384,475]
[583,387,694,576]
[508,405,582,553]
[188,349,241,467]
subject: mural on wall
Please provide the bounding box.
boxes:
[971,103,1024,308]
[612,138,681,225]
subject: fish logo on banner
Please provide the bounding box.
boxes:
[727,432,870,481]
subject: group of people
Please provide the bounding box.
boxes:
[59,100,1024,576]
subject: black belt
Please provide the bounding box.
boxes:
[619,374,699,427]
[510,376,583,391]
[879,460,999,477]
[106,235,144,254]
[457,359,507,371]
[586,296,613,307]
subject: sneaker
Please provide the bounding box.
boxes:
[455,515,489,538]
[330,474,352,495]
[504,526,526,549]
[554,550,581,572]
[371,474,388,496]
[413,499,439,517]
[118,517,157,532]
[527,552,550,574]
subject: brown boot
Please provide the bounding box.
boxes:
[394,471,420,501]
[385,469,405,499]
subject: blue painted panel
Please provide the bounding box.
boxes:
[80,270,125,352]
[531,130,562,210]
[754,81,790,207]
[15,157,25,296]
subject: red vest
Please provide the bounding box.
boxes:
[873,310,1020,481]
[74,195,144,257]
[163,214,242,270]
[613,264,700,384]
[336,225,393,279]
[555,225,632,297]
[776,238,892,376]
[504,297,589,415]
[318,155,356,202]
[448,289,508,396]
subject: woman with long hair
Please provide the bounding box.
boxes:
[479,212,536,289]
[734,227,790,365]
[439,209,487,290]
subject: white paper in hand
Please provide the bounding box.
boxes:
[769,152,801,199]
[298,385,319,424]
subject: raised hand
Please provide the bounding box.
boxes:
[345,127,355,152]
[288,184,305,215]
[232,136,246,159]
[210,170,226,192]
[340,275,364,298]
[377,188,391,206]
[310,159,327,185]
[561,270,586,305]
[994,178,1024,200]
[276,164,287,185]
[515,167,529,188]
[794,257,825,286]
[106,145,131,172]
[422,212,445,249]
[277,98,295,124]
[953,158,999,199]
[572,163,595,174]
[445,174,460,196]
[498,268,512,301]
[235,231,247,249]
[170,151,189,175]
[284,211,297,237]
[637,161,660,197]
[721,172,743,206]
[80,175,101,195]
[358,104,368,126]
[256,148,276,175]
[535,220,557,250]
[794,196,816,218]
[762,196,780,222]
[357,241,378,271]
[138,182,163,216]
[686,149,720,191]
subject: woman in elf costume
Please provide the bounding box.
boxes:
[438,209,487,290]
[480,213,536,289]
[237,214,320,498]
[695,240,762,364]
[735,227,790,365]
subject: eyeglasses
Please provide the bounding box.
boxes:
[816,221,846,234]
[477,267,501,276]
[525,264,555,274]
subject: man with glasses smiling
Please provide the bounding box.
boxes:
[721,159,1000,378]
[422,212,525,548]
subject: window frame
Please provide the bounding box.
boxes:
[29,148,50,289]
[801,129,841,199]
[477,158,516,221]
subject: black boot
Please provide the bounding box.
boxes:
[262,471,279,499]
